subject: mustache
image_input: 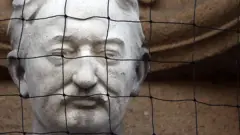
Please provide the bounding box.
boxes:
[59,82,111,104]
[47,72,118,97]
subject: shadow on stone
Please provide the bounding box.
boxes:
[146,44,240,83]
[0,66,11,81]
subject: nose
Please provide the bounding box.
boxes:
[72,61,97,90]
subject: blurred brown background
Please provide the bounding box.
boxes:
[0,0,240,135]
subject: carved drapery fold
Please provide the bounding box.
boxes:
[139,0,240,71]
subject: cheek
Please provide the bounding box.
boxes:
[107,62,136,96]
[25,58,63,96]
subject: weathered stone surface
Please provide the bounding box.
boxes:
[0,0,11,45]
[0,0,240,72]
[0,0,11,69]
[0,45,8,67]
[139,0,240,71]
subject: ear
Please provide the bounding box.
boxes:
[131,47,150,96]
[7,50,29,98]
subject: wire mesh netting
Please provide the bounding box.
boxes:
[0,0,240,134]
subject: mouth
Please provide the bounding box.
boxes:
[62,96,105,109]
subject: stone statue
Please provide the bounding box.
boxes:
[1,0,239,71]
[7,0,150,134]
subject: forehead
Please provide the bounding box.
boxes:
[22,0,139,38]
[13,0,143,52]
[24,18,136,44]
[31,0,131,20]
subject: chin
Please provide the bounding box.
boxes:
[34,97,124,132]
[63,106,110,132]
[38,107,110,133]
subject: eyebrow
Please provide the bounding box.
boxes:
[51,35,125,47]
[94,38,125,47]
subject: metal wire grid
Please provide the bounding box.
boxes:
[0,0,239,134]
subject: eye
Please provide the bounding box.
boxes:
[106,51,118,58]
[51,50,62,56]
[105,50,121,65]
[51,49,74,57]
[48,48,75,66]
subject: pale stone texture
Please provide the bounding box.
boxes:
[6,0,149,134]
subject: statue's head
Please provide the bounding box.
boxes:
[7,0,149,134]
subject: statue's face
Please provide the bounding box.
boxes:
[8,0,148,133]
